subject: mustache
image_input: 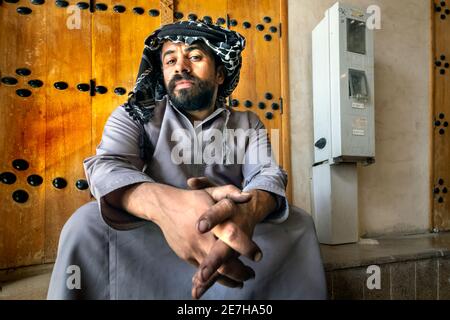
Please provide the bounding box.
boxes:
[168,73,198,91]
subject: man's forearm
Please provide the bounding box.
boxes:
[104,182,187,224]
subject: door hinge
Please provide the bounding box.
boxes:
[226,14,231,29]
[279,23,282,38]
[280,97,284,115]
[89,0,95,13]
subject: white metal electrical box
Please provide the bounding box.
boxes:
[311,163,358,244]
[312,2,375,165]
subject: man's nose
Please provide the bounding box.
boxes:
[174,57,191,74]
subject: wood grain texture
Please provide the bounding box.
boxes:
[0,2,47,269]
[432,0,450,231]
[92,0,161,150]
[44,3,92,263]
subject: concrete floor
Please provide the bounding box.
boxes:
[0,264,53,300]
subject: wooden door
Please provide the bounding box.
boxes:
[432,0,450,231]
[0,1,92,269]
[0,0,291,269]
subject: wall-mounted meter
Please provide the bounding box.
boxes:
[311,2,376,245]
[312,2,375,165]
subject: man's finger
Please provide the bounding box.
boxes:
[218,258,256,283]
[214,221,263,262]
[196,198,237,233]
[196,240,254,283]
[195,239,234,283]
[192,271,243,299]
[206,185,252,204]
[187,176,217,189]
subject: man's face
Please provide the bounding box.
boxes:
[161,41,225,111]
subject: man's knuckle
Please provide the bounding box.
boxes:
[225,225,239,242]
[222,198,236,211]
[225,185,237,193]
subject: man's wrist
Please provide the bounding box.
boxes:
[245,189,278,224]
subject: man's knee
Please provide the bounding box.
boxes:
[57,201,105,254]
[289,206,317,234]
[49,201,109,299]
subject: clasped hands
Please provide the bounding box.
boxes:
[156,176,271,300]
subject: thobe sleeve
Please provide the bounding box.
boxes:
[83,106,154,230]
[241,114,289,224]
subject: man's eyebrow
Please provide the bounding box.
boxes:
[162,49,175,60]
[161,45,206,60]
[184,45,204,53]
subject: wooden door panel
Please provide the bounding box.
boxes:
[44,3,92,262]
[0,3,47,269]
[92,0,161,149]
[432,0,450,231]
[228,0,283,165]
[174,0,227,25]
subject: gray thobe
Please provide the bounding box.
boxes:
[47,96,327,299]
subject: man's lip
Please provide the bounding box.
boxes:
[175,80,194,88]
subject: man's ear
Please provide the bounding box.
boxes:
[216,65,225,85]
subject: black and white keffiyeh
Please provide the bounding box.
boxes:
[123,20,246,124]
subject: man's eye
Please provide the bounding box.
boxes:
[190,55,201,61]
[166,59,175,65]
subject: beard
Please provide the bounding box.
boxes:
[167,72,216,112]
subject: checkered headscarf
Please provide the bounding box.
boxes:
[123,20,246,124]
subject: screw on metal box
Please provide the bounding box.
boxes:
[315,138,327,149]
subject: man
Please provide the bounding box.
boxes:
[47,20,327,300]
